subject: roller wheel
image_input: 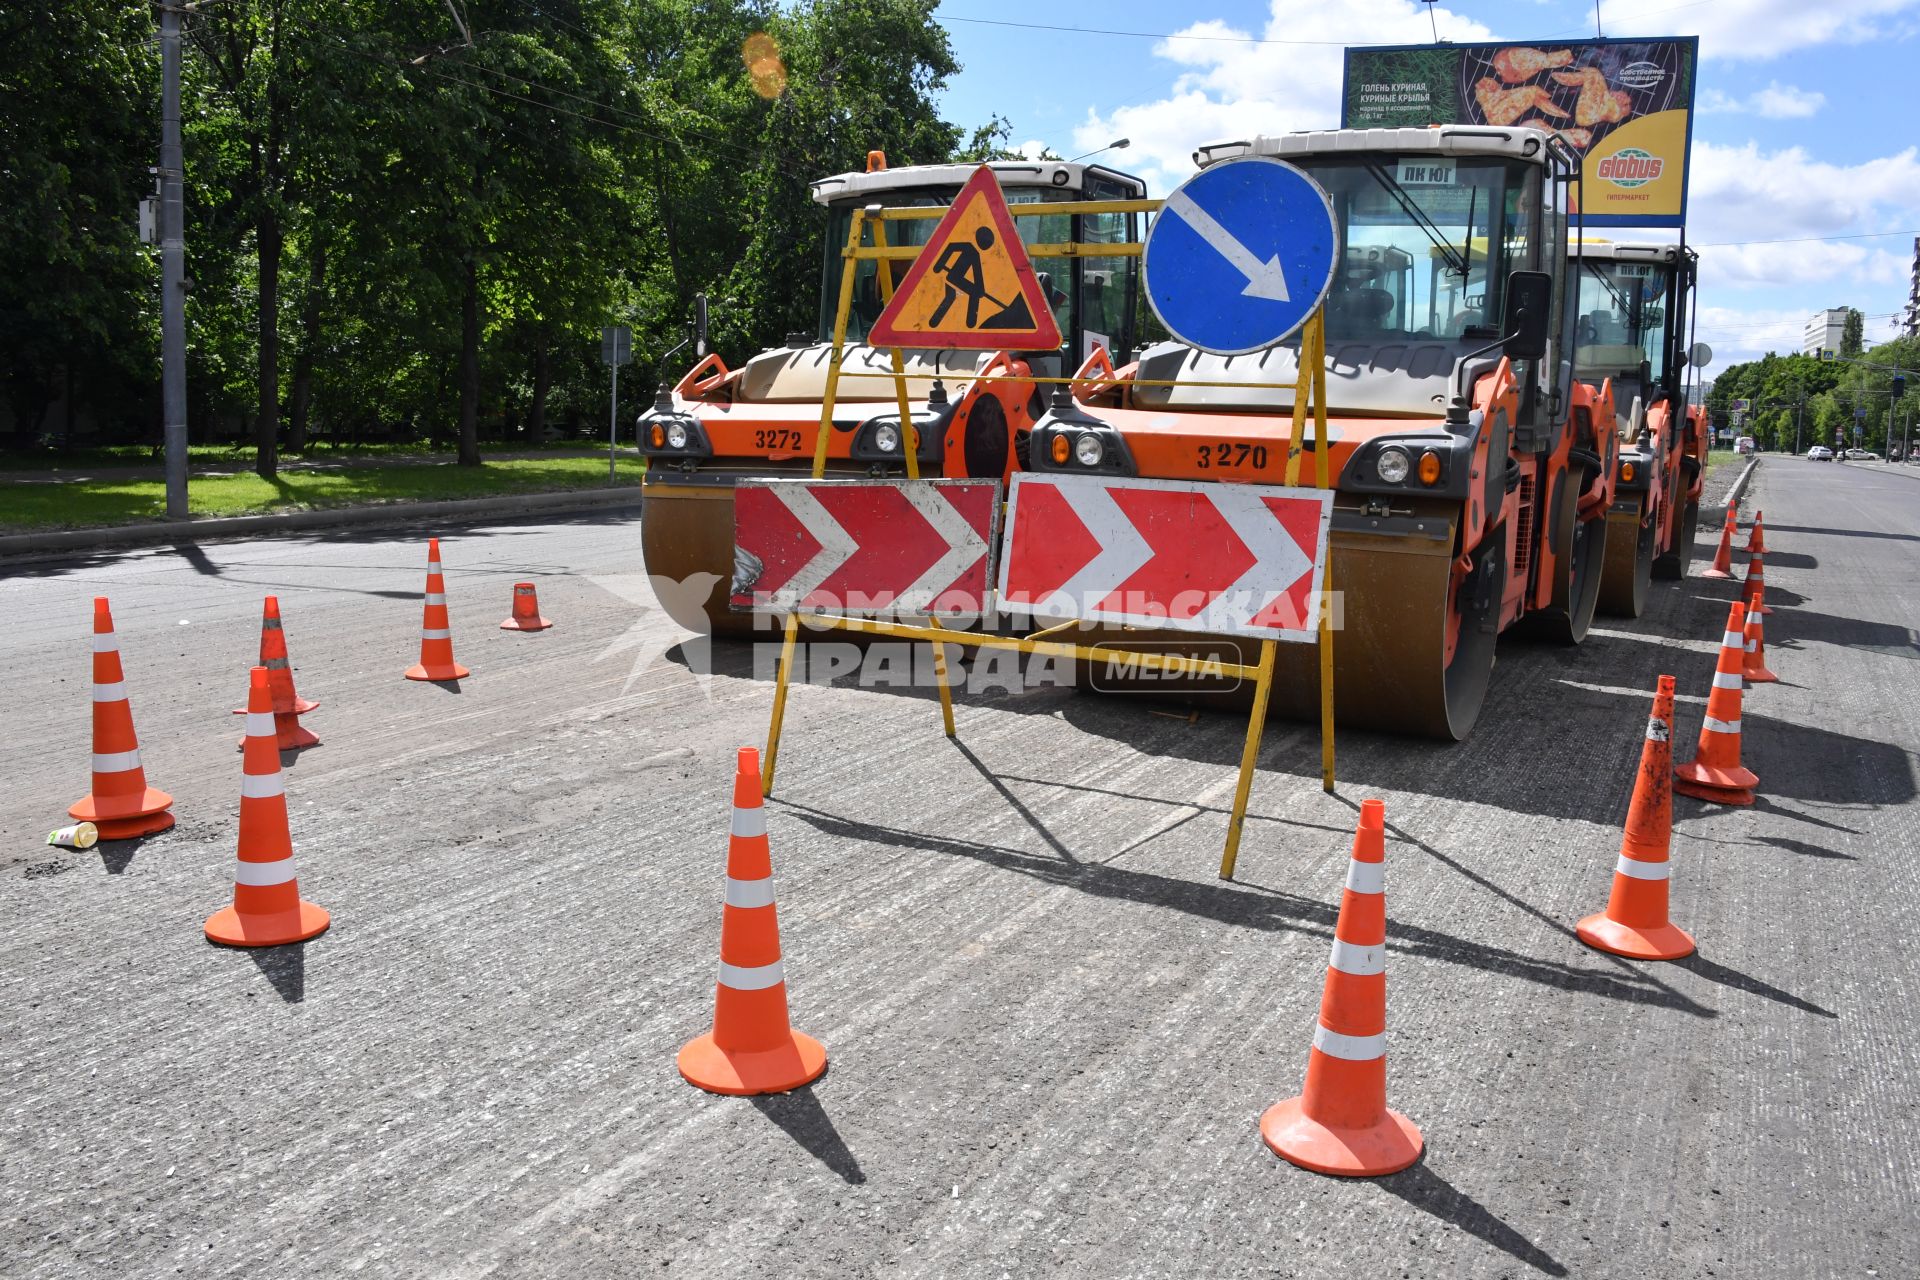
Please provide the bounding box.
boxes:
[1531,480,1608,645]
[1652,499,1698,580]
[1437,537,1505,740]
[1597,504,1656,618]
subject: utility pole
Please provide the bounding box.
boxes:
[159,3,189,518]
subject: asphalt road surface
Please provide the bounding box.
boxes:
[2,458,1915,1278]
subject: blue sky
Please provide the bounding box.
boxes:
[929,0,1920,378]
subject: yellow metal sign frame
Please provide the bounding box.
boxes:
[762,197,1336,879]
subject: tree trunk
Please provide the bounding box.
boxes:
[528,343,551,443]
[255,213,282,479]
[286,233,326,453]
[457,256,481,466]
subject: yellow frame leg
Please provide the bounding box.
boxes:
[1219,638,1278,880]
[762,613,802,796]
[926,615,957,738]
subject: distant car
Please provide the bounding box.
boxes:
[1849,449,1880,461]
[1807,446,1834,461]
[1734,436,1756,455]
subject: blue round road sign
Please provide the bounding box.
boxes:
[1143,156,1339,356]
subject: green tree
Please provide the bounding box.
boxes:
[0,0,158,448]
[1841,307,1864,358]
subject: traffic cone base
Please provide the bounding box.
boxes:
[405,659,471,682]
[1576,912,1695,961]
[1674,759,1758,792]
[232,695,317,715]
[204,899,330,948]
[677,1028,827,1097]
[70,800,176,841]
[1674,776,1755,806]
[233,711,321,751]
[1260,1096,1423,1178]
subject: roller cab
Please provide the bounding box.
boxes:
[1576,241,1709,612]
[1036,126,1616,739]
[640,156,1147,633]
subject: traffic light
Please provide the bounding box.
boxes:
[1894,374,1908,400]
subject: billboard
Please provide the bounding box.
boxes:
[1342,37,1698,227]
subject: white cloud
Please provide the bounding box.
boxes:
[1687,141,1920,292]
[1602,0,1920,62]
[1071,1,1493,194]
[1698,82,1827,118]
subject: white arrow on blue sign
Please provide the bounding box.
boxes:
[1143,156,1339,356]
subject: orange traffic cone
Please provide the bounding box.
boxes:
[1743,511,1766,555]
[1742,591,1778,684]
[1743,548,1772,615]
[499,582,552,631]
[68,598,175,840]
[204,667,330,947]
[1261,798,1422,1177]
[1674,601,1758,806]
[1578,675,1694,960]
[405,538,470,681]
[1701,507,1736,580]
[678,747,827,1096]
[230,595,319,750]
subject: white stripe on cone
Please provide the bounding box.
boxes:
[425,593,446,605]
[92,749,141,773]
[92,681,127,703]
[724,876,776,909]
[1328,937,1386,976]
[1344,861,1385,895]
[730,806,767,839]
[717,959,785,991]
[1311,1024,1386,1061]
[91,634,119,653]
[420,628,451,640]
[1703,716,1741,734]
[233,857,296,887]
[1712,671,1743,690]
[239,773,285,799]
[245,712,277,737]
[1615,856,1670,881]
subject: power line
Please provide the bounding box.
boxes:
[1696,229,1919,248]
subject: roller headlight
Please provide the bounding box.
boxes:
[665,421,689,450]
[1376,446,1411,485]
[874,423,901,454]
[1074,433,1105,468]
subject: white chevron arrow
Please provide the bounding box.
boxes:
[896,484,990,611]
[1165,188,1291,302]
[776,485,859,604]
[1042,479,1154,616]
[1194,487,1322,636]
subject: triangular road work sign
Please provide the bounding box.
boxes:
[868,166,1064,352]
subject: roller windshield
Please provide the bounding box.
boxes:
[1288,157,1534,345]
[1574,260,1668,380]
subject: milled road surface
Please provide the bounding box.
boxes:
[1,460,1915,1278]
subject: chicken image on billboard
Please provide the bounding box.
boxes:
[1341,37,1697,227]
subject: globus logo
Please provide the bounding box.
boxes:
[1597,148,1665,188]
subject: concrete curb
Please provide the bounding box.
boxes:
[0,484,642,562]
[1724,455,1761,511]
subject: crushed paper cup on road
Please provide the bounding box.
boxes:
[48,822,99,850]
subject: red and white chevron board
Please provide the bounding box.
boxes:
[731,479,999,614]
[998,474,1331,641]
